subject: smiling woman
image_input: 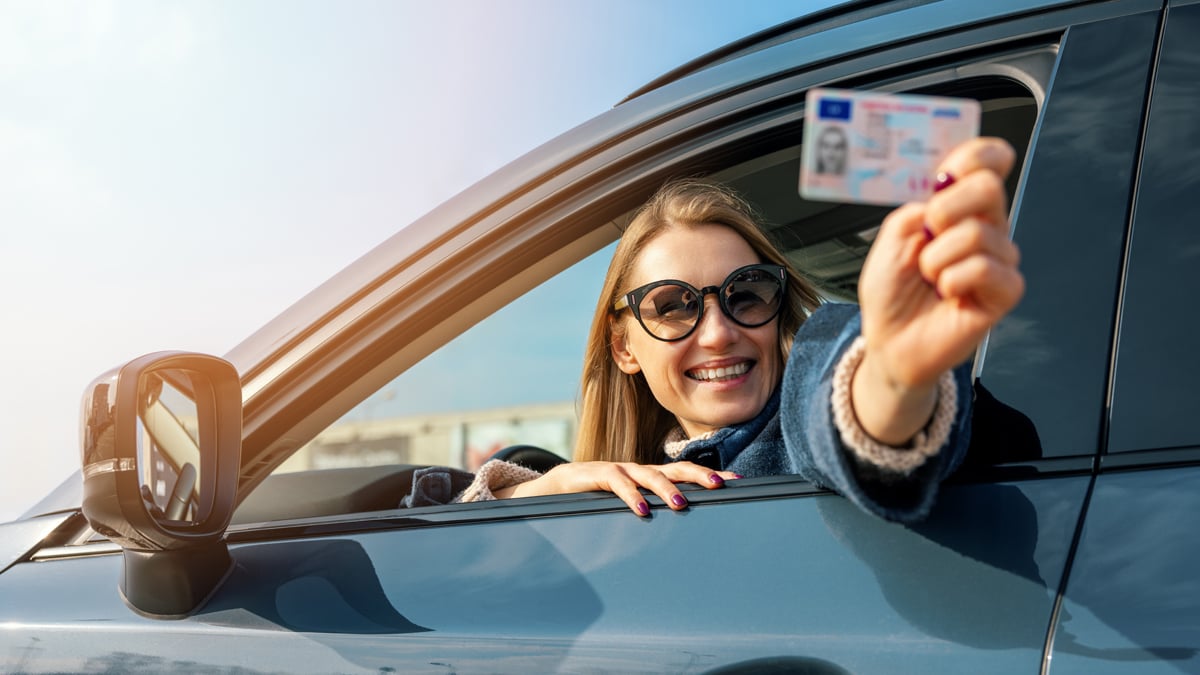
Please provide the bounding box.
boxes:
[431,138,1023,521]
[594,186,816,455]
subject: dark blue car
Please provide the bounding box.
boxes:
[4,0,1199,672]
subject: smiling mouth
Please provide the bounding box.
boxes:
[687,361,752,382]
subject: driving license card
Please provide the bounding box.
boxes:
[799,88,980,206]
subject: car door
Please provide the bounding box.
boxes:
[0,2,1164,673]
[1047,1,1200,672]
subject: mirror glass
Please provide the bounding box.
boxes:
[136,368,210,524]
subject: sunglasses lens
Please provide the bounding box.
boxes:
[724,268,783,327]
[623,266,785,340]
[637,284,700,340]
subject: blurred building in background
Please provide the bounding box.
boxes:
[279,401,576,473]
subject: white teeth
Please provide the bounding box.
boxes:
[689,362,750,382]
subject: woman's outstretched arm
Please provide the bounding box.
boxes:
[853,137,1022,445]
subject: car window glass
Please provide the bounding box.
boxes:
[1107,0,1200,453]
[972,11,1159,463]
[273,245,613,474]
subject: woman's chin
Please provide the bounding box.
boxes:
[686,402,764,432]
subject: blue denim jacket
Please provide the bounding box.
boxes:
[405,303,973,523]
[671,302,973,523]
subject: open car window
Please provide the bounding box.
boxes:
[235,51,1046,525]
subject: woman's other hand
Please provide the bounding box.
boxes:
[494,461,737,516]
[855,136,1024,444]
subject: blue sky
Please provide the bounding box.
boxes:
[0,1,833,520]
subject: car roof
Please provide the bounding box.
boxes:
[620,0,1085,103]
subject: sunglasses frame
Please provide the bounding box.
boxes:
[612,263,787,342]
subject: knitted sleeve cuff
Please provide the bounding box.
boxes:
[452,459,544,503]
[831,335,958,475]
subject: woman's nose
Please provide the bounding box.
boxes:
[694,296,738,348]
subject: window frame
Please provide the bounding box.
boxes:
[1105,0,1200,460]
[219,0,1161,518]
[224,50,1076,531]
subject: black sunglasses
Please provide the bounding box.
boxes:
[613,263,787,341]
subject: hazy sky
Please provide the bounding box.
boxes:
[0,1,832,521]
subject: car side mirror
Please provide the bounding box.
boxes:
[80,351,242,618]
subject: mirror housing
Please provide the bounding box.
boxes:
[80,351,242,618]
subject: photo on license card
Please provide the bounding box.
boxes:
[799,88,980,206]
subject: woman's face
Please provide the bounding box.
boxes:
[611,223,782,438]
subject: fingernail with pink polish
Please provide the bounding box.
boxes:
[636,501,650,516]
[709,473,724,485]
[671,494,688,508]
[934,171,956,192]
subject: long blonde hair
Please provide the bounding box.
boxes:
[573,179,821,464]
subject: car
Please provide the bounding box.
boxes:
[4,0,1199,672]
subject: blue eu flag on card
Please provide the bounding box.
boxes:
[818,97,852,121]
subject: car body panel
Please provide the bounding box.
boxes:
[1049,467,1200,673]
[1049,4,1200,668]
[1,477,1087,673]
[0,514,74,575]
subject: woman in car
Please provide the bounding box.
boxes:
[408,137,1022,523]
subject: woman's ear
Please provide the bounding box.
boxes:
[609,319,642,375]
